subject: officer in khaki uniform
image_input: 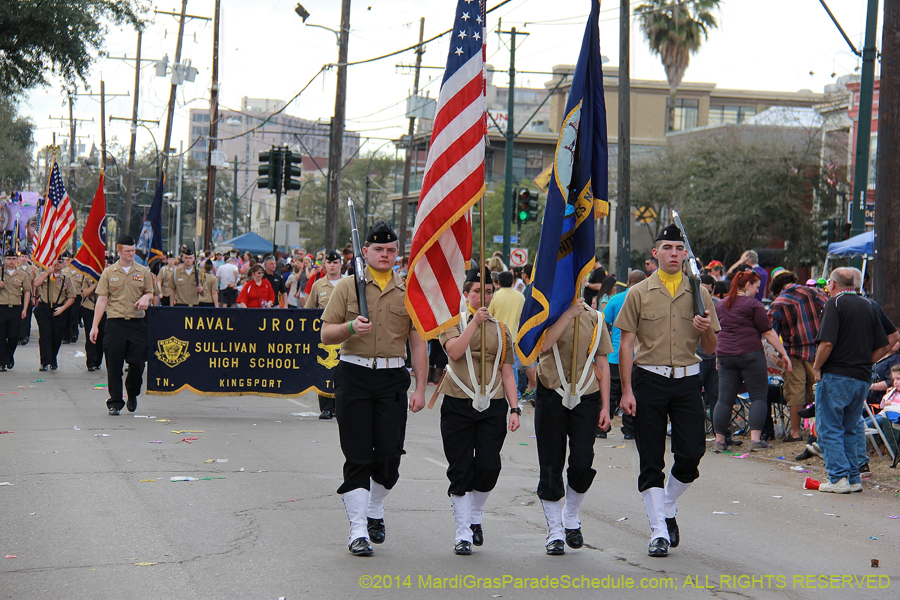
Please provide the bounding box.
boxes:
[320,221,428,557]
[534,298,613,555]
[0,249,32,370]
[305,250,344,419]
[158,253,176,306]
[61,252,81,343]
[167,248,203,306]
[91,235,154,415]
[436,267,519,556]
[614,224,719,558]
[197,260,218,307]
[18,250,38,345]
[76,273,105,371]
[32,254,77,370]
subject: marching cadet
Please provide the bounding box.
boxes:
[197,259,218,307]
[18,250,36,345]
[90,235,154,416]
[61,251,81,343]
[534,297,612,555]
[305,250,344,419]
[77,273,105,371]
[614,224,719,558]
[32,254,77,371]
[435,267,519,556]
[168,248,204,307]
[0,249,32,371]
[158,253,176,306]
[320,221,428,558]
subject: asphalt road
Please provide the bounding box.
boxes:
[1,333,898,600]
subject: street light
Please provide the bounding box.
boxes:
[295,3,341,45]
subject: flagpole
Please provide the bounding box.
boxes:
[480,198,486,398]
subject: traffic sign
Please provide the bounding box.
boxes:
[493,235,517,244]
[510,248,528,267]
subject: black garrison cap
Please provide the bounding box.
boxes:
[366,221,398,244]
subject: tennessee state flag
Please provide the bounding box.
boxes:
[70,173,107,281]
[517,0,609,363]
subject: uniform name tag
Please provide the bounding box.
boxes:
[111,277,120,282]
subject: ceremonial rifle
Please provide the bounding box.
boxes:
[191,240,200,288]
[346,197,369,319]
[671,211,706,317]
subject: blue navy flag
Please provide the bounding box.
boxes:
[136,171,165,267]
[517,0,609,363]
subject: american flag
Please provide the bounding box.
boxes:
[34,159,76,269]
[405,0,485,339]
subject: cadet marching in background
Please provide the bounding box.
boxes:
[77,271,106,371]
[615,224,719,558]
[197,260,218,307]
[305,250,344,419]
[320,221,428,557]
[18,250,36,345]
[32,251,76,371]
[0,249,32,371]
[167,248,203,307]
[61,252,81,344]
[91,235,154,416]
[535,297,612,556]
[158,253,176,306]
[435,267,520,556]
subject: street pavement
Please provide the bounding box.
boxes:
[1,330,899,599]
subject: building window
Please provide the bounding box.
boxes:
[670,98,699,131]
[192,113,210,123]
[192,125,209,136]
[708,105,756,126]
[191,151,206,162]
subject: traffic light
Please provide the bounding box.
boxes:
[819,218,836,251]
[258,148,283,192]
[283,149,303,191]
[517,189,539,224]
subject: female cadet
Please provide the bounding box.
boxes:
[535,297,612,555]
[436,267,520,556]
[198,259,219,307]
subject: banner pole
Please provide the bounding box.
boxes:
[480,197,486,397]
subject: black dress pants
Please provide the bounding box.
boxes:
[20,299,33,340]
[103,318,147,409]
[632,367,706,492]
[318,393,335,413]
[440,395,508,496]
[81,306,106,369]
[535,383,601,501]
[609,363,635,436]
[67,296,81,341]
[35,302,66,367]
[0,305,22,365]
[334,361,410,494]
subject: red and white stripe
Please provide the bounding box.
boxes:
[34,161,76,269]
[405,45,486,338]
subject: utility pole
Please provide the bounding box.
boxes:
[499,23,528,265]
[124,30,142,236]
[232,155,239,238]
[399,17,425,256]
[204,0,221,251]
[850,0,879,238]
[161,0,189,175]
[875,0,899,324]
[176,141,184,251]
[68,95,77,199]
[616,0,631,281]
[325,0,352,251]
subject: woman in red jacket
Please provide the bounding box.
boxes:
[237,264,275,308]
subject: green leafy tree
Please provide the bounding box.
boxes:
[0,94,35,189]
[636,0,722,130]
[0,1,146,94]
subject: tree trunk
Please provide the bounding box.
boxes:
[874,0,899,324]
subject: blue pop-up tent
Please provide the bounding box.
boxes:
[217,231,280,255]
[823,230,875,284]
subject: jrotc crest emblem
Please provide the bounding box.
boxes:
[155,336,190,367]
[317,343,340,369]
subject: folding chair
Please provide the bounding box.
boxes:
[863,402,895,462]
[768,376,789,439]
[731,393,751,436]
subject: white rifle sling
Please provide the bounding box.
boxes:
[551,313,602,410]
[445,316,505,412]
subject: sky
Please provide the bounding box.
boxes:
[20,0,882,167]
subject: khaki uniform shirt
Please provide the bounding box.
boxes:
[198,272,218,303]
[613,271,720,367]
[0,267,33,305]
[159,266,174,295]
[76,275,100,311]
[170,266,201,306]
[305,277,341,309]
[37,271,76,306]
[538,306,613,395]
[437,312,514,399]
[321,269,411,359]
[96,261,154,319]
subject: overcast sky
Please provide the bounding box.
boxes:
[21,0,882,165]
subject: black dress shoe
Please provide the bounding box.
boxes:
[794,448,814,461]
[39,364,49,372]
[648,537,670,557]
[470,524,483,546]
[348,537,373,556]
[596,429,607,439]
[62,339,70,344]
[108,407,120,416]
[545,539,565,555]
[367,517,385,544]
[666,517,680,548]
[8,360,13,369]
[19,338,29,346]
[50,364,58,370]
[0,365,6,372]
[454,540,472,555]
[319,410,333,420]
[623,432,635,440]
[565,527,583,549]
[126,397,137,413]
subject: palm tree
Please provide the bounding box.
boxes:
[636,0,722,131]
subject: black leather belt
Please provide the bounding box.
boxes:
[2,304,21,308]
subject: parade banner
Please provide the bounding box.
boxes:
[146,307,339,398]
